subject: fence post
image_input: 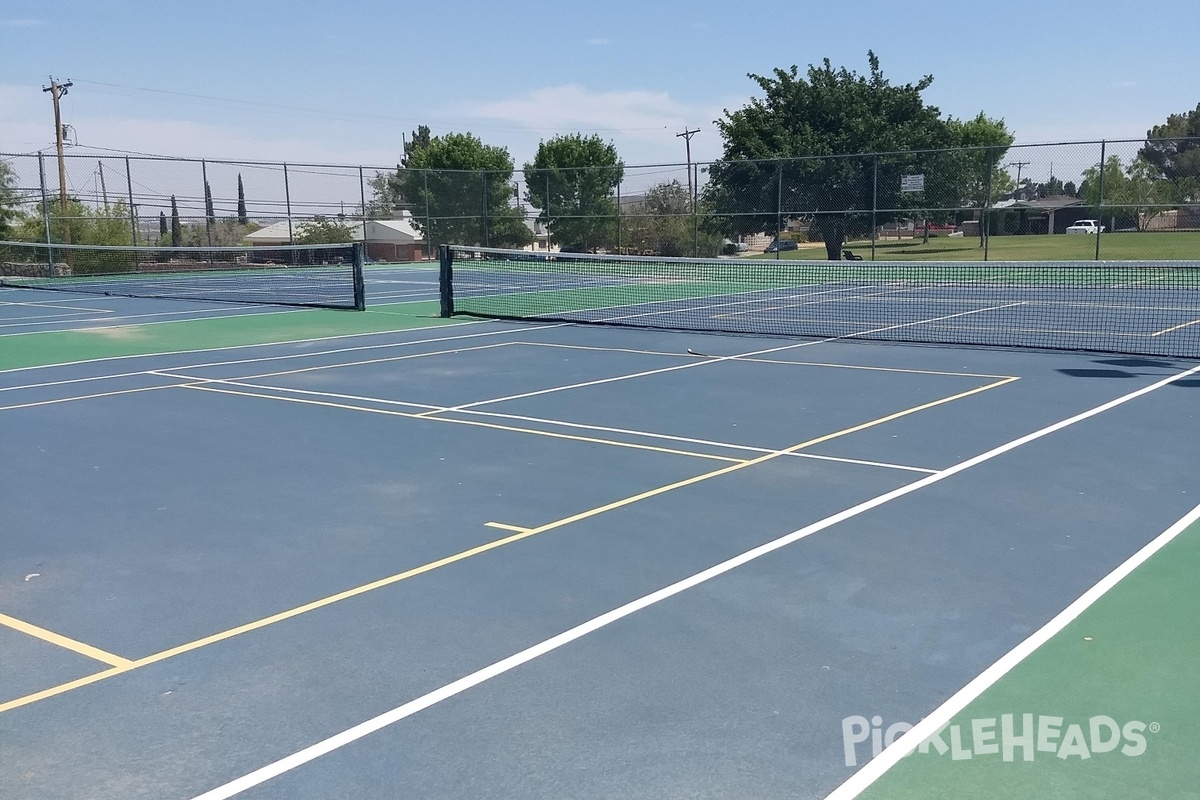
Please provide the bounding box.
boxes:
[423,170,432,259]
[482,171,489,247]
[871,156,878,261]
[201,159,213,250]
[358,165,368,250]
[545,174,552,251]
[125,156,138,247]
[983,147,995,261]
[693,163,700,257]
[1095,140,1106,261]
[283,162,294,245]
[775,162,783,261]
[38,153,52,275]
[615,171,621,253]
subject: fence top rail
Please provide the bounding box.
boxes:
[4,137,1199,175]
[0,240,355,254]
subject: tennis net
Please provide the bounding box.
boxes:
[441,245,1200,358]
[0,241,366,310]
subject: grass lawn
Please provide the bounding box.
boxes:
[750,232,1200,262]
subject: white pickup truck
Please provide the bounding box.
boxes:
[1065,219,1105,234]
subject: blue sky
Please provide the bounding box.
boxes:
[2,0,1198,170]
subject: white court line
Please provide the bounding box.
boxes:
[0,318,532,375]
[826,496,1200,799]
[189,360,1200,800]
[149,375,940,474]
[1151,318,1200,337]
[0,306,297,333]
[0,324,560,391]
[0,299,117,313]
[0,310,110,324]
[149,340,519,384]
[428,304,1027,415]
[457,409,942,474]
[513,341,1012,380]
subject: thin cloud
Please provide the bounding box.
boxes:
[461,84,730,166]
[467,85,686,137]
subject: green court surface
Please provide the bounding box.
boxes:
[0,300,458,371]
[858,517,1200,800]
[755,231,1200,262]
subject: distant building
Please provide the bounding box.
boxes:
[245,214,427,261]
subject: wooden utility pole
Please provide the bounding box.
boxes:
[98,160,109,206]
[1007,160,1031,186]
[676,128,700,206]
[43,77,73,242]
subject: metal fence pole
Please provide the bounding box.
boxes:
[201,159,213,250]
[125,156,137,247]
[423,170,432,259]
[358,165,369,259]
[983,148,994,261]
[775,162,783,261]
[283,162,294,245]
[545,174,552,250]
[482,171,489,247]
[693,163,700,257]
[358,164,367,223]
[1095,140,1106,261]
[38,153,52,275]
[871,156,878,261]
[615,174,621,253]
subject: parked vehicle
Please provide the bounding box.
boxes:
[1066,219,1105,234]
[764,239,798,252]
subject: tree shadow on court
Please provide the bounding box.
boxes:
[1057,368,1140,378]
[1092,358,1182,370]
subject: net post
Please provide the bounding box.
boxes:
[352,242,367,311]
[438,244,454,317]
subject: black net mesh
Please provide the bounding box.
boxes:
[444,246,1200,358]
[0,241,363,309]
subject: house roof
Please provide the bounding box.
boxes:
[245,217,423,244]
[1010,195,1083,211]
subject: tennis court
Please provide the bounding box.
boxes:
[2,247,1198,799]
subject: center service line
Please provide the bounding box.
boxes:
[191,360,1200,800]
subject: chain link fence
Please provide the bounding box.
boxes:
[3,138,1198,263]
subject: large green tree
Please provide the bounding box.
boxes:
[376,130,530,247]
[1139,102,1200,203]
[1080,155,1171,231]
[622,179,721,257]
[0,159,21,240]
[11,197,135,247]
[294,216,355,245]
[522,134,623,251]
[707,52,1001,259]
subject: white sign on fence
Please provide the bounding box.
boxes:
[900,174,926,193]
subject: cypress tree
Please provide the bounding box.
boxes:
[170,195,182,247]
[159,211,168,238]
[237,174,248,225]
[204,181,216,227]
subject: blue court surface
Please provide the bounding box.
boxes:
[2,284,1199,798]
